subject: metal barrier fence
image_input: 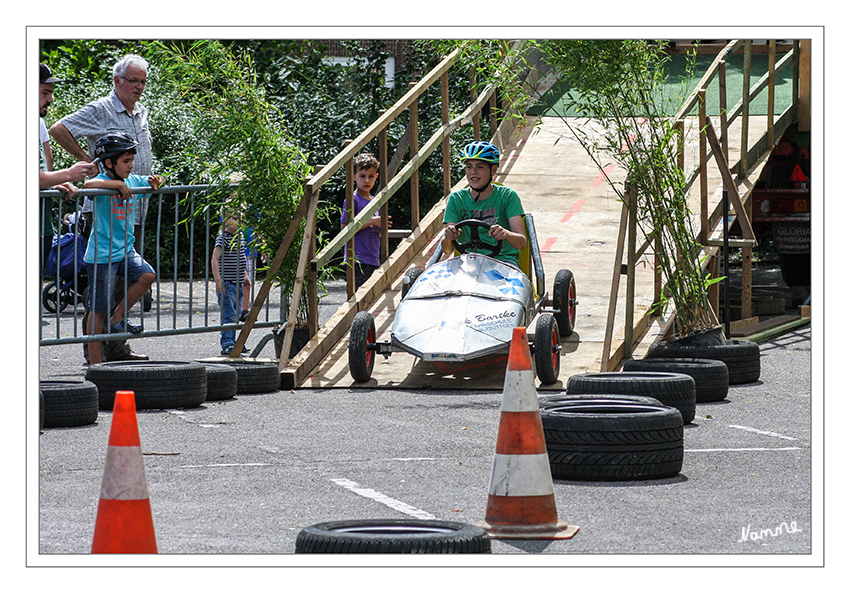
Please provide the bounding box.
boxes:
[38,184,287,348]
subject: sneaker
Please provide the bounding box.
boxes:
[111,319,142,334]
[220,345,250,356]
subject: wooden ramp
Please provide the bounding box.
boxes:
[298,117,665,390]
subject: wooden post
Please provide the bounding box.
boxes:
[768,40,776,147]
[470,67,480,141]
[797,40,812,132]
[441,71,451,197]
[344,140,355,299]
[409,82,420,229]
[698,89,708,246]
[378,110,389,263]
[739,40,752,179]
[278,189,320,372]
[625,182,636,360]
[719,60,729,164]
[306,164,324,338]
[601,188,631,371]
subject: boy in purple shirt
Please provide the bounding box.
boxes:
[340,153,390,288]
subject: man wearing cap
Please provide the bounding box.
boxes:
[49,54,154,253]
[39,63,97,271]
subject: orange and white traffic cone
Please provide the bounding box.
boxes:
[91,390,157,553]
[478,327,578,539]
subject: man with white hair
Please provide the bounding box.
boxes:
[50,54,154,249]
[50,54,154,362]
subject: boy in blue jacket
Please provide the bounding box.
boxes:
[83,133,163,364]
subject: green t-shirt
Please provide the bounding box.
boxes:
[443,184,525,265]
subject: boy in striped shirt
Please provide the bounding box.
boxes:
[212,206,250,355]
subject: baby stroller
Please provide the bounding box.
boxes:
[42,226,88,313]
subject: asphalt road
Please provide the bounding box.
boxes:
[35,323,816,563]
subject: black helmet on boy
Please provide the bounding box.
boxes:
[93,133,139,180]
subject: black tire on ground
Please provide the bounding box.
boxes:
[39,380,99,428]
[566,371,696,424]
[295,519,491,554]
[202,363,238,401]
[401,267,423,300]
[622,357,729,403]
[86,361,208,410]
[534,313,561,385]
[210,360,280,394]
[646,338,761,384]
[349,311,376,383]
[540,394,684,481]
[552,269,577,337]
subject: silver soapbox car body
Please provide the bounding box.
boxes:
[348,215,577,385]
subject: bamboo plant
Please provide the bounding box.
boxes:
[447,39,719,337]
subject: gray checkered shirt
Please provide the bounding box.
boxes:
[58,89,153,224]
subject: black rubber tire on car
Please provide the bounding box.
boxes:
[646,338,761,385]
[295,519,491,554]
[401,267,423,300]
[86,361,208,410]
[210,360,280,394]
[622,357,729,403]
[202,363,238,401]
[540,394,684,481]
[566,371,696,424]
[39,380,99,428]
[349,311,376,383]
[534,313,561,385]
[552,268,577,337]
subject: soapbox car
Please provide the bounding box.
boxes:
[348,216,577,385]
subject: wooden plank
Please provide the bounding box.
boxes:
[307,49,459,191]
[704,118,757,241]
[600,197,630,371]
[278,189,320,372]
[314,85,496,269]
[731,314,801,338]
[280,195,452,388]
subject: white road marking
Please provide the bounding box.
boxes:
[686,447,802,452]
[728,424,798,440]
[179,463,274,468]
[331,478,437,520]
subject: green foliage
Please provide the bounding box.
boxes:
[40,38,486,286]
[534,40,716,335]
[146,40,313,299]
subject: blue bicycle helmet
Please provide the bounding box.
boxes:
[460,141,500,165]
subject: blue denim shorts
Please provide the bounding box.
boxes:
[85,250,155,313]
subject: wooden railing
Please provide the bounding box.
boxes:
[600,40,810,371]
[229,43,545,386]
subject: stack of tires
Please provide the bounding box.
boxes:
[542,336,761,481]
[39,381,100,429]
[41,359,280,430]
[82,358,280,412]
